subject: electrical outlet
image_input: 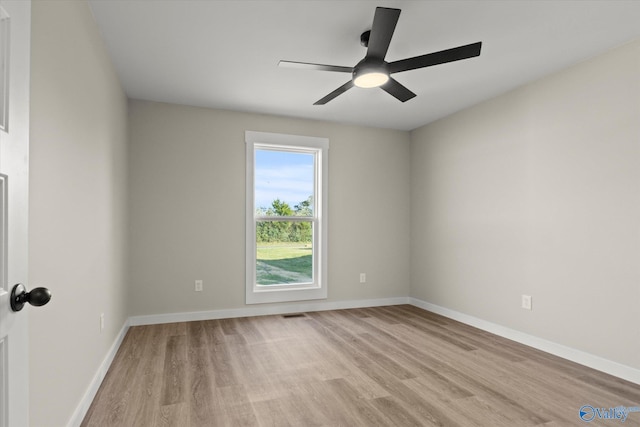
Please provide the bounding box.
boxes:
[100,313,105,332]
[521,294,532,310]
[195,280,203,292]
[359,273,366,283]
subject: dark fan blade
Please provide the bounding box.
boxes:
[388,41,482,74]
[366,7,401,59]
[278,60,352,73]
[380,77,416,102]
[314,81,354,105]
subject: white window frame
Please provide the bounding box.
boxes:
[245,131,328,304]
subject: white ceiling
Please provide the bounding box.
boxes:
[88,0,640,131]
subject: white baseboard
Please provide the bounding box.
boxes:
[67,320,130,427]
[128,296,411,326]
[410,297,640,385]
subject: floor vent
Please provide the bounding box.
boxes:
[282,313,306,319]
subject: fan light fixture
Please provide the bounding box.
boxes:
[353,71,389,88]
[352,59,389,88]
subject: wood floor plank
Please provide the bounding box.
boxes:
[577,371,640,402]
[202,319,225,345]
[154,403,189,427]
[377,306,478,352]
[371,396,425,427]
[187,320,208,348]
[298,378,369,426]
[325,378,395,427]
[448,395,528,427]
[127,324,167,425]
[234,316,265,344]
[217,384,259,426]
[271,384,335,427]
[219,317,238,336]
[187,345,217,427]
[160,335,187,405]
[308,311,417,380]
[81,326,157,427]
[82,306,640,426]
[226,340,267,386]
[209,342,239,388]
[251,398,294,426]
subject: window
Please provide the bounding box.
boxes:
[245,131,328,304]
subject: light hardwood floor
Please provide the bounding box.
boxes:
[81,305,640,426]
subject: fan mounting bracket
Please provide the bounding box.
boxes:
[360,30,371,48]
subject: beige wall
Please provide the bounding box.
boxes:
[29,1,129,426]
[410,39,640,369]
[128,100,411,316]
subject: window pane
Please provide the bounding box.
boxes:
[256,220,313,285]
[255,149,314,217]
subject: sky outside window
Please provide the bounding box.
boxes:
[255,149,314,211]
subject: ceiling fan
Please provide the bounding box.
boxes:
[279,7,482,105]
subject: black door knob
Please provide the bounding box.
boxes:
[10,283,51,312]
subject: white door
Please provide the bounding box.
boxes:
[0,1,31,426]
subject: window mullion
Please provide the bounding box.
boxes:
[255,216,313,222]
